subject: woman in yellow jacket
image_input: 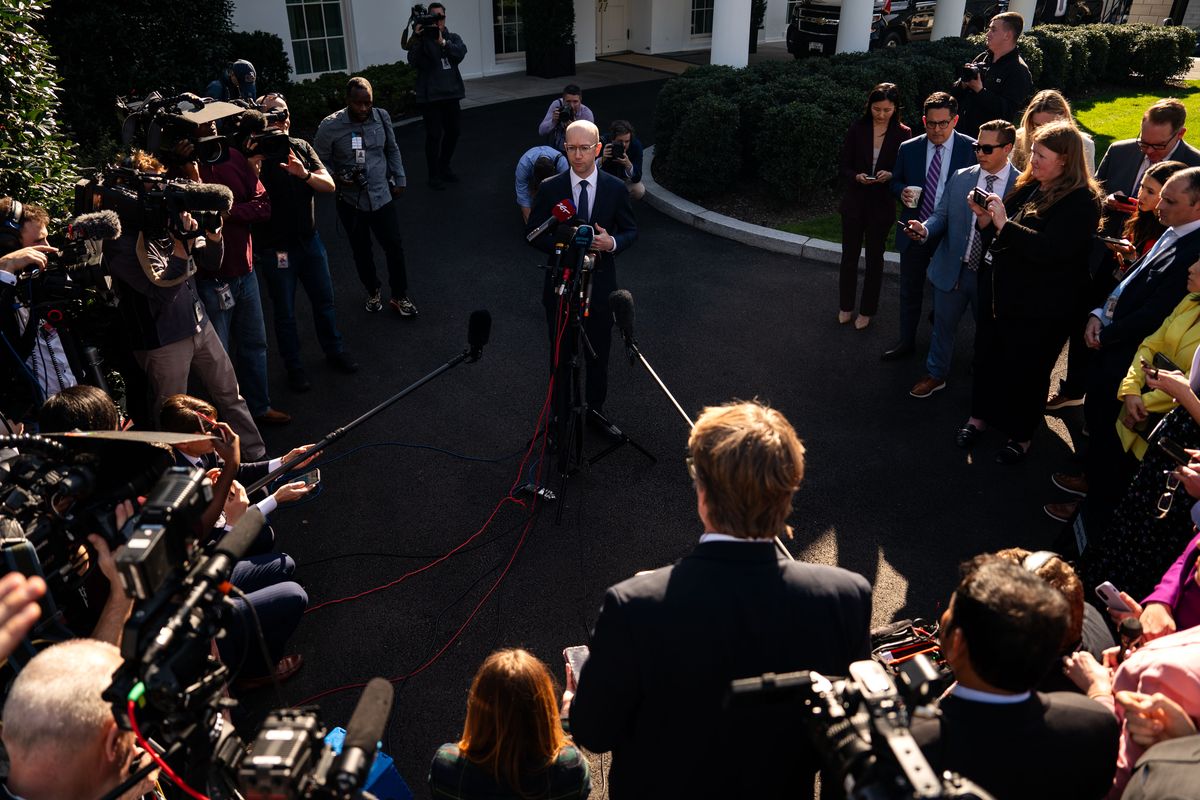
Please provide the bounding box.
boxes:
[1116,289,1200,459]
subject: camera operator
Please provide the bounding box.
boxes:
[599,119,645,201]
[537,85,594,152]
[950,12,1033,139]
[248,98,358,392]
[206,58,258,102]
[515,145,566,223]
[175,117,290,428]
[0,198,84,422]
[909,556,1119,799]
[103,150,267,460]
[1,639,160,800]
[407,2,467,190]
[315,77,418,317]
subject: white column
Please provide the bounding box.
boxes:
[835,0,874,53]
[1008,0,1038,28]
[931,0,968,40]
[711,0,752,67]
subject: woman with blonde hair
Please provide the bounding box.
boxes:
[1012,89,1096,173]
[430,648,590,799]
[956,120,1102,463]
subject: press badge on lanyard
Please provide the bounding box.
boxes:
[276,251,289,270]
[351,132,365,165]
[215,281,235,311]
[441,57,451,70]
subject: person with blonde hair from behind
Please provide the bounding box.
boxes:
[1013,89,1095,173]
[429,648,590,799]
[1,639,160,799]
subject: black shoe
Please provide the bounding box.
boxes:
[881,342,915,361]
[326,351,359,374]
[428,177,445,190]
[995,440,1029,465]
[287,368,311,392]
[440,168,459,183]
[586,408,623,441]
[956,422,983,449]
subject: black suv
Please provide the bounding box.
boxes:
[786,0,1004,57]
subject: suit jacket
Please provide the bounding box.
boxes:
[923,163,1018,292]
[1100,227,1200,351]
[837,118,911,223]
[1096,138,1200,197]
[1122,734,1200,800]
[527,169,637,315]
[911,691,1119,800]
[569,540,872,799]
[982,183,1100,320]
[890,131,977,253]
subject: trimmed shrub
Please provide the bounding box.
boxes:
[358,61,417,119]
[1076,26,1110,84]
[663,95,740,198]
[227,30,292,94]
[756,101,840,203]
[1129,24,1194,84]
[287,61,416,136]
[1027,28,1069,89]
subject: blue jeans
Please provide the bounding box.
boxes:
[926,267,980,381]
[199,273,272,417]
[256,234,344,371]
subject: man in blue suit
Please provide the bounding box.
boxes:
[905,120,1019,397]
[528,120,638,428]
[885,92,977,360]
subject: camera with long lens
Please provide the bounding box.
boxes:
[727,656,995,800]
[956,62,988,85]
[558,100,576,127]
[409,3,440,28]
[118,91,244,167]
[338,165,369,190]
[250,129,294,166]
[80,165,233,239]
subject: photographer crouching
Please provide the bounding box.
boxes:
[406,2,467,190]
[950,12,1033,138]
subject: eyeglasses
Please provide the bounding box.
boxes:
[565,144,598,154]
[1137,134,1179,152]
[1156,470,1182,518]
[973,143,1004,154]
[924,118,954,130]
[261,92,286,102]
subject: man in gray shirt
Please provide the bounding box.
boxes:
[314,76,417,316]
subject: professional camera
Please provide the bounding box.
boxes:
[409,3,440,28]
[249,128,294,166]
[117,91,245,166]
[81,166,233,238]
[610,140,626,161]
[337,165,369,191]
[957,62,988,83]
[728,656,994,800]
[557,99,576,127]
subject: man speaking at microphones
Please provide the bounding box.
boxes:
[527,120,637,432]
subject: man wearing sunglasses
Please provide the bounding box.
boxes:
[1096,99,1200,215]
[407,2,467,191]
[904,119,1018,399]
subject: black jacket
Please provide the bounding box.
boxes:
[407,28,467,103]
[569,540,872,799]
[954,47,1034,137]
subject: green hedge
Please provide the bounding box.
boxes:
[287,61,417,136]
[655,22,1189,205]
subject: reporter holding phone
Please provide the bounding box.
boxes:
[837,83,911,329]
[1106,161,1190,273]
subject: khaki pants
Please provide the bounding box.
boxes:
[135,323,267,459]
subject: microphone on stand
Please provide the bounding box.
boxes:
[610,289,637,365]
[467,309,492,362]
[526,199,576,242]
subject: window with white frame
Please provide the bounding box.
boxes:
[493,0,525,56]
[690,0,714,35]
[287,0,348,75]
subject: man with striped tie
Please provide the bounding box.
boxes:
[885,92,977,361]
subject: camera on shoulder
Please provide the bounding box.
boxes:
[410,3,439,28]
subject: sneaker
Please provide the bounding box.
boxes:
[365,289,383,313]
[1051,472,1089,497]
[287,368,311,392]
[327,351,360,374]
[1044,501,1079,523]
[909,375,946,398]
[1046,391,1085,410]
[390,296,418,317]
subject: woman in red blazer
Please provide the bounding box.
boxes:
[838,83,911,330]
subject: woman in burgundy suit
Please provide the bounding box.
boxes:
[838,83,911,329]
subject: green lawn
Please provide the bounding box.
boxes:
[781,80,1200,249]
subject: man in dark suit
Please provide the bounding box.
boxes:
[911,557,1120,800]
[886,92,977,360]
[528,120,638,429]
[566,401,872,799]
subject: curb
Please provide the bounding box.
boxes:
[642,146,900,275]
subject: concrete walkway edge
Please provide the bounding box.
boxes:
[642,146,901,274]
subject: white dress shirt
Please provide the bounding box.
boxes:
[964,162,1013,257]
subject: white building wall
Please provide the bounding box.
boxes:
[576,0,599,64]
[650,0,705,53]
[630,0,654,51]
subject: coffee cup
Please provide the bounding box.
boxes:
[903,186,923,209]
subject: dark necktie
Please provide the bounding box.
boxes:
[967,173,999,271]
[577,178,590,222]
[919,144,943,220]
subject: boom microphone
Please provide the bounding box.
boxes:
[66,210,122,241]
[165,181,234,213]
[332,677,395,793]
[467,309,492,362]
[526,198,576,242]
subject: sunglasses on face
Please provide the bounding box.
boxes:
[973,143,1004,154]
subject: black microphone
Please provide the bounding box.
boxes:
[66,210,122,241]
[526,198,576,242]
[1117,617,1143,665]
[164,181,235,213]
[467,309,491,362]
[333,677,395,793]
[569,223,595,278]
[609,289,636,364]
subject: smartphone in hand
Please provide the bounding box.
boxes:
[1095,581,1134,613]
[971,187,989,207]
[563,645,590,688]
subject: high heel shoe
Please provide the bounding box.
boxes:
[838,310,853,324]
[854,315,871,330]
